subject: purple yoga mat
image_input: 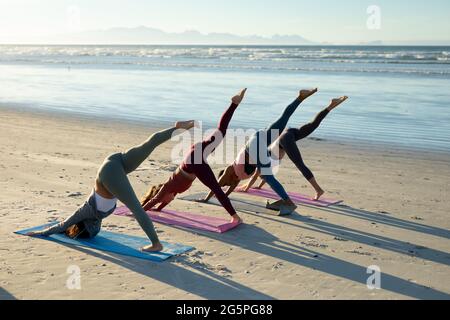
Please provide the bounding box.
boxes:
[236,188,342,207]
[114,206,240,233]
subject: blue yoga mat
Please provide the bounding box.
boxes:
[15,223,194,262]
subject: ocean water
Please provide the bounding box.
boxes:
[0,45,449,153]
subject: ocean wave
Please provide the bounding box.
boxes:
[1,45,450,76]
[1,57,449,75]
[2,45,450,62]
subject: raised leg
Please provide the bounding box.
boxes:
[266,88,318,144]
[121,127,178,174]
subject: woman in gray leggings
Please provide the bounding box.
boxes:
[27,120,195,252]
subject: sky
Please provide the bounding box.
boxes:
[1,0,449,44]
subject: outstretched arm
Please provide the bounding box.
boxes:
[202,190,215,203]
[27,203,93,237]
[256,178,266,189]
[238,170,260,192]
[143,182,175,211]
[225,181,239,196]
[201,170,229,202]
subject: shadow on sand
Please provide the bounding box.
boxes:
[224,196,450,240]
[176,194,450,298]
[317,203,450,240]
[191,223,450,300]
[238,204,450,268]
[59,243,274,300]
[0,287,17,300]
[41,195,449,300]
[219,197,450,266]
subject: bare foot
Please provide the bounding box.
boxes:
[141,242,163,253]
[230,214,243,224]
[328,96,348,111]
[232,88,247,105]
[299,88,318,101]
[175,120,196,130]
[313,189,325,201]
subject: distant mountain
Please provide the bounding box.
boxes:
[356,40,450,46]
[41,26,314,45]
[357,40,384,46]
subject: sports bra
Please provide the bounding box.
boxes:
[232,148,256,180]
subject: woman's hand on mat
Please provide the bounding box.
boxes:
[175,120,196,130]
[141,242,163,253]
[298,88,318,101]
[231,88,247,105]
[236,184,251,192]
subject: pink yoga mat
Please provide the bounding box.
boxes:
[114,206,240,233]
[236,188,342,207]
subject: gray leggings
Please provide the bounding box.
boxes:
[41,127,178,244]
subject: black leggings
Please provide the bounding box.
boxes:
[279,108,330,181]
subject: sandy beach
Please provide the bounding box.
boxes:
[0,107,449,300]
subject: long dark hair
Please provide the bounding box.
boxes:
[140,184,164,206]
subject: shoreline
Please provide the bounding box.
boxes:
[1,104,448,159]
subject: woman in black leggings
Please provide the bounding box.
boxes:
[239,96,348,204]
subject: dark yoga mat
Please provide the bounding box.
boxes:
[179,192,293,216]
[237,187,343,207]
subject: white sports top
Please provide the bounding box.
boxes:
[94,192,117,213]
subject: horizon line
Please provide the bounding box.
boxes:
[1,43,450,47]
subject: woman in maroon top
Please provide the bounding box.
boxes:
[141,89,247,224]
